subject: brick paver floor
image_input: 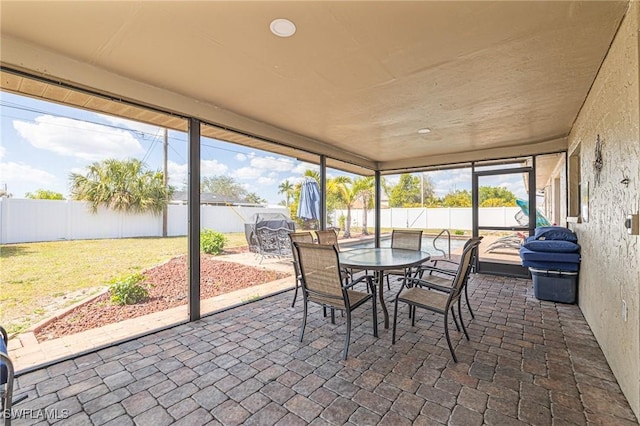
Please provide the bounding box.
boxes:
[9,274,639,425]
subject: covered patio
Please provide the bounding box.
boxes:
[12,276,636,425]
[1,1,639,423]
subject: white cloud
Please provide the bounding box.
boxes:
[0,162,57,187]
[292,162,318,175]
[258,176,276,185]
[13,115,144,161]
[250,156,295,172]
[233,166,264,180]
[202,159,228,176]
[167,159,228,188]
[235,153,247,161]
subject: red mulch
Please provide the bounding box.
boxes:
[35,253,291,342]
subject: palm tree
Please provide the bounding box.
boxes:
[352,176,375,235]
[69,158,173,214]
[329,176,358,238]
[278,180,294,207]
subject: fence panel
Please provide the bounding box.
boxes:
[0,198,290,244]
[331,206,521,231]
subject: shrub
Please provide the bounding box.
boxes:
[109,273,149,305]
[201,229,226,255]
[454,229,465,235]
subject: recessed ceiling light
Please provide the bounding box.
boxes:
[270,18,296,37]
[417,128,431,134]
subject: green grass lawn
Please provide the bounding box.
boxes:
[0,233,248,335]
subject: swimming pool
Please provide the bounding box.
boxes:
[341,235,467,256]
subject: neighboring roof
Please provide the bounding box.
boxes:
[0,2,629,176]
[171,191,262,207]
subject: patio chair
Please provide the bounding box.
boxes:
[316,229,354,284]
[392,239,478,362]
[288,231,314,308]
[419,236,483,319]
[385,229,423,289]
[1,326,28,426]
[294,242,378,360]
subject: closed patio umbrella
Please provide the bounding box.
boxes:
[297,178,320,224]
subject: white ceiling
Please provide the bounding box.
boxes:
[0,1,629,175]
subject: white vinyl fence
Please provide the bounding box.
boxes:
[0,198,289,244]
[0,198,523,244]
[331,206,521,231]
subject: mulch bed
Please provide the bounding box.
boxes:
[35,252,291,342]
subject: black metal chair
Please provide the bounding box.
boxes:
[1,326,28,426]
[294,242,378,360]
[385,229,423,289]
[418,236,483,320]
[288,231,314,308]
[392,239,479,362]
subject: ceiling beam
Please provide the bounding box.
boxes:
[379,137,568,172]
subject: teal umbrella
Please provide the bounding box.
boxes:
[516,199,551,227]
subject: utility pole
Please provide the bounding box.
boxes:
[162,128,168,237]
[421,173,424,207]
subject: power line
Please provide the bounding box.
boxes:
[1,100,313,170]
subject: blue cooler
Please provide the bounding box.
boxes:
[529,268,578,304]
[519,227,581,304]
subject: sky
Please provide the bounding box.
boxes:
[0,91,527,205]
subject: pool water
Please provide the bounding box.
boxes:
[342,235,466,256]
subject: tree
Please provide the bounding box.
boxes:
[419,174,436,206]
[278,180,294,207]
[245,192,266,204]
[479,186,517,207]
[69,158,173,214]
[442,189,472,207]
[329,176,357,238]
[389,174,421,207]
[352,176,374,235]
[201,175,247,200]
[26,189,65,200]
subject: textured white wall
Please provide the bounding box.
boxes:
[568,2,640,417]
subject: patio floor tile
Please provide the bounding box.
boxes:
[8,273,639,425]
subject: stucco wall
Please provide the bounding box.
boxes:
[567,2,640,418]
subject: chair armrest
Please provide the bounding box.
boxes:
[405,277,453,293]
[420,265,456,277]
[344,274,372,289]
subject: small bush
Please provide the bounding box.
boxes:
[109,273,149,305]
[454,229,465,235]
[201,229,226,255]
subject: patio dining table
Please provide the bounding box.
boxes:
[339,247,431,329]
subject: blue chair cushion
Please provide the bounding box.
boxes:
[534,226,578,242]
[521,260,580,272]
[522,240,580,253]
[520,247,581,264]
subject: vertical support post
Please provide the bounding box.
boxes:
[320,155,326,230]
[188,118,201,321]
[471,163,478,239]
[375,170,381,248]
[529,156,537,236]
[162,128,168,237]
